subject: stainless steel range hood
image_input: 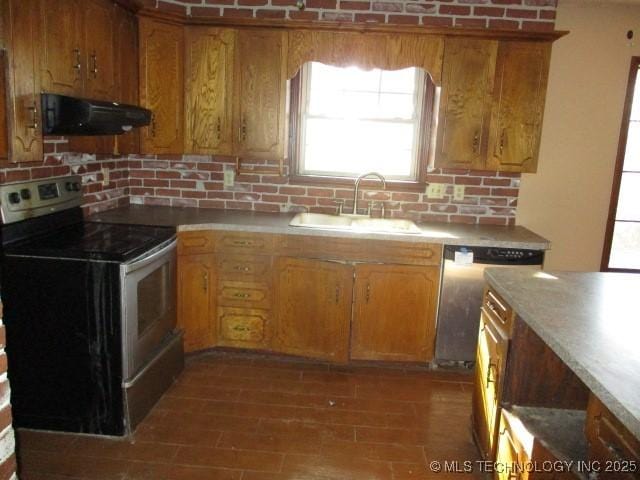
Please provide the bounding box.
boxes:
[41,93,152,136]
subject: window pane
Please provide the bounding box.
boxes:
[300,62,423,180]
[625,121,640,172]
[615,172,640,221]
[609,221,640,269]
[630,73,640,121]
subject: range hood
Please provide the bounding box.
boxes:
[41,93,152,136]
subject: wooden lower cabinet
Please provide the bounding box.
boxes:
[586,394,640,480]
[351,264,439,362]
[177,253,216,352]
[272,257,353,363]
[217,307,269,349]
[473,309,510,460]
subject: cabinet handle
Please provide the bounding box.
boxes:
[233,325,248,332]
[486,362,496,385]
[499,129,506,155]
[27,103,39,130]
[151,114,157,138]
[335,285,340,304]
[216,116,222,140]
[232,240,251,246]
[73,48,82,72]
[202,271,208,292]
[366,283,371,303]
[90,53,98,77]
[233,292,251,299]
[240,117,247,141]
[233,265,251,272]
[472,131,480,153]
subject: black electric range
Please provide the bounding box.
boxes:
[0,176,183,436]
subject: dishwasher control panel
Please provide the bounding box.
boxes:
[444,245,545,266]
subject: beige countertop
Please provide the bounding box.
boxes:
[484,269,640,440]
[89,205,551,250]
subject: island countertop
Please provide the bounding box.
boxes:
[89,205,550,250]
[484,269,640,440]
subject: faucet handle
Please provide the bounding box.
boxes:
[377,201,386,219]
[335,199,344,215]
[366,201,373,217]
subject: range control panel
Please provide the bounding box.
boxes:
[0,175,83,224]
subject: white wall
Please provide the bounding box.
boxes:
[516,0,640,271]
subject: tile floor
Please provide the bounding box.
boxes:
[16,352,483,480]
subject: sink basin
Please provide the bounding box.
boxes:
[289,213,422,234]
[289,212,353,229]
[351,218,423,234]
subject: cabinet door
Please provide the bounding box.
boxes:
[114,6,139,155]
[273,257,353,362]
[39,0,83,96]
[472,312,509,460]
[351,264,439,362]
[178,254,217,352]
[234,29,287,160]
[82,0,115,100]
[3,0,42,163]
[139,18,184,154]
[435,38,497,170]
[487,41,551,173]
[185,27,235,155]
[1,52,8,161]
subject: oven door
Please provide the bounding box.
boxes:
[121,239,177,380]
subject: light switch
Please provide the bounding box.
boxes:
[223,168,235,188]
[453,185,465,201]
[426,183,445,199]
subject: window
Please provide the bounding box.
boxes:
[602,57,640,272]
[290,62,434,183]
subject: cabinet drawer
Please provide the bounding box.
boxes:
[178,231,216,255]
[586,394,640,479]
[279,234,441,266]
[483,287,514,337]
[217,255,272,279]
[215,232,275,254]
[217,307,269,347]
[218,280,271,308]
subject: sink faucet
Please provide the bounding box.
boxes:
[352,172,386,215]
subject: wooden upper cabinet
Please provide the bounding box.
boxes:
[1,52,8,161]
[234,29,287,160]
[3,0,42,163]
[38,0,83,96]
[273,257,353,363]
[114,5,139,155]
[139,18,184,154]
[351,264,439,362]
[185,27,235,155]
[82,0,116,100]
[487,41,551,173]
[435,38,497,170]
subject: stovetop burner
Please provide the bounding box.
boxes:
[4,221,176,263]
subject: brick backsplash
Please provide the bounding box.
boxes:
[128,155,520,225]
[0,303,16,480]
[154,0,557,31]
[0,139,130,217]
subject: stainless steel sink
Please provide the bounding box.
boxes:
[289,213,422,234]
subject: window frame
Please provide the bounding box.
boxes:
[287,63,437,192]
[601,56,640,273]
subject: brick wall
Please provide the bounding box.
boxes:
[129,155,520,225]
[0,139,130,217]
[0,304,16,480]
[154,0,557,31]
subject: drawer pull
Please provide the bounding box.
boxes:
[233,292,251,299]
[233,325,248,332]
[202,272,208,292]
[233,265,251,272]
[486,362,496,385]
[366,283,371,303]
[231,240,253,246]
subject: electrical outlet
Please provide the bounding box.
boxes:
[426,183,445,199]
[453,184,465,201]
[101,167,110,187]
[223,168,235,188]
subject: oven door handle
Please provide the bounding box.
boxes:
[122,239,177,275]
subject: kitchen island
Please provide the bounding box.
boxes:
[475,269,640,478]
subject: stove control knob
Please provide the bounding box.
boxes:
[65,181,81,192]
[73,182,81,192]
[20,188,32,200]
[8,192,21,204]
